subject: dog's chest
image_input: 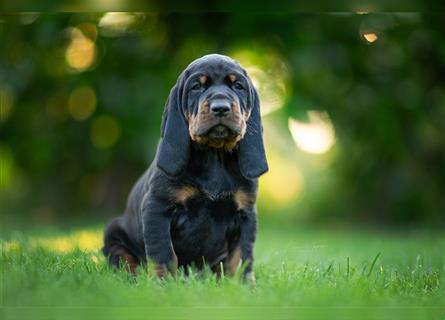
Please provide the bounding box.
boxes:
[169,164,253,266]
[170,186,245,266]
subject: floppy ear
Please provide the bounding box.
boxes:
[238,87,269,179]
[156,81,190,177]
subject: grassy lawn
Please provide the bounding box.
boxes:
[1,222,444,320]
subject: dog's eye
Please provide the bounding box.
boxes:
[233,81,244,91]
[191,82,202,91]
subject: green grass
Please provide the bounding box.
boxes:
[1,222,444,320]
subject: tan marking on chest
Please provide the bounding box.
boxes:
[174,185,199,204]
[234,189,253,210]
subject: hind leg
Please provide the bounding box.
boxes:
[103,217,144,275]
[105,245,140,275]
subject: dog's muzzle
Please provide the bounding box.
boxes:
[209,99,231,117]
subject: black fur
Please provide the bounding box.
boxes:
[157,82,190,177]
[103,54,268,279]
[239,88,268,179]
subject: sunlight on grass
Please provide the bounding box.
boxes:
[30,230,102,253]
[3,229,102,253]
[3,239,20,251]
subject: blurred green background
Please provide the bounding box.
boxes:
[0,12,444,228]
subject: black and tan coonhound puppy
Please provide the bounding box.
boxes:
[103,54,268,283]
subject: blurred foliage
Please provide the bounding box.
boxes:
[0,13,444,226]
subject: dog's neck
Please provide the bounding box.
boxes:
[184,143,243,198]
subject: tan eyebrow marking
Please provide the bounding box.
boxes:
[199,75,207,84]
[228,74,236,82]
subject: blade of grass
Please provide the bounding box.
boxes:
[367,252,381,278]
[323,261,334,277]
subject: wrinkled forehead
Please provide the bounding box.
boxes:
[184,55,246,79]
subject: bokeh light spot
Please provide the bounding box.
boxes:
[90,115,121,149]
[247,66,287,116]
[289,111,335,154]
[68,86,97,121]
[259,153,304,208]
[231,49,290,116]
[363,32,378,43]
[65,28,96,71]
[98,12,141,37]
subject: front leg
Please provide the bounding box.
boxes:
[239,209,257,286]
[142,194,178,278]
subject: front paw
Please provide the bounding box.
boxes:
[153,263,169,278]
[243,271,256,287]
[152,256,178,279]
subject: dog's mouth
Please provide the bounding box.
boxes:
[197,123,240,139]
[191,121,245,150]
[206,125,235,139]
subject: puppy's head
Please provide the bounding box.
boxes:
[157,54,268,179]
[183,55,251,150]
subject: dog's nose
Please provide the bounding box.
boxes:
[210,100,231,117]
